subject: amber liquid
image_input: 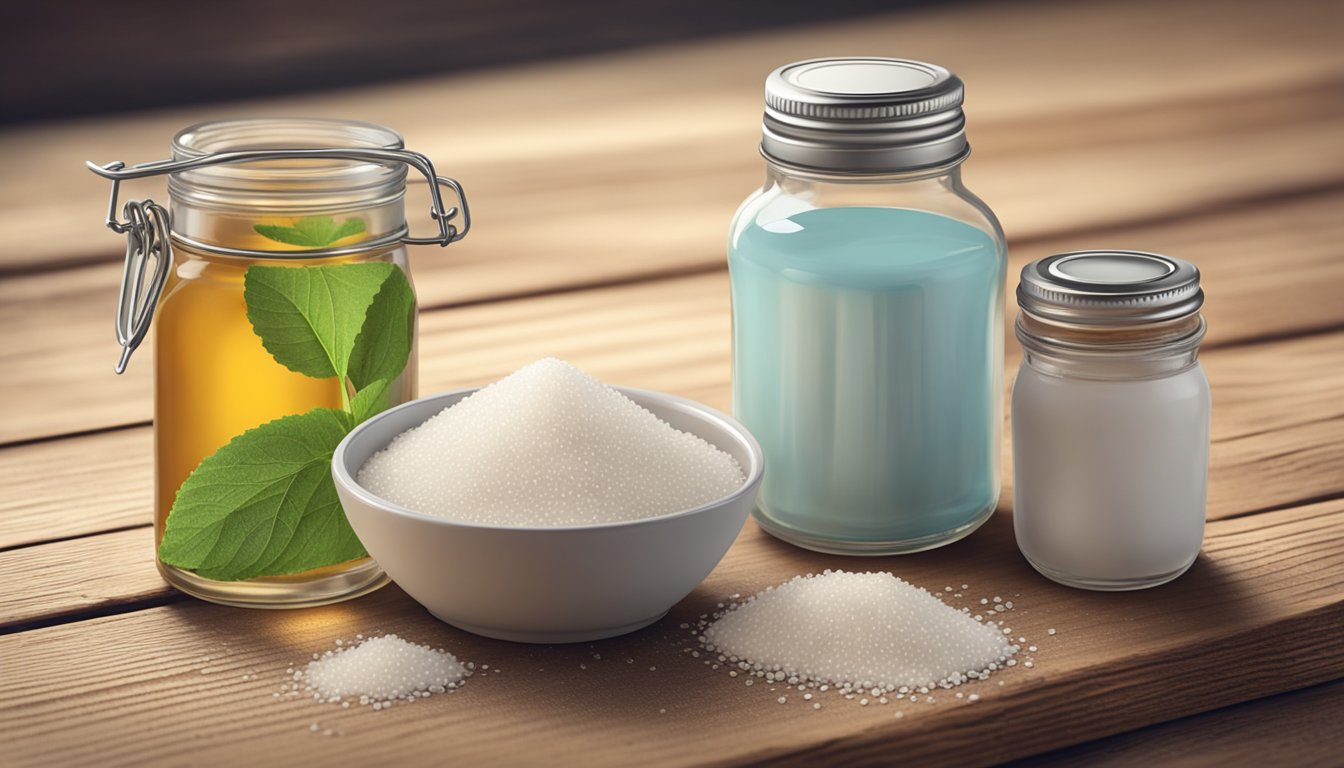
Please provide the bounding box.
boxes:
[154,234,413,605]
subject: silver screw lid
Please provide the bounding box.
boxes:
[1018,250,1203,326]
[761,57,968,173]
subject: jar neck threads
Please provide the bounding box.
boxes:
[168,119,408,255]
[764,156,964,186]
[1014,250,1205,380]
[1016,312,1206,380]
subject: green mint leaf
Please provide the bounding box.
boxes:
[347,266,416,391]
[333,217,366,241]
[253,216,366,248]
[351,378,394,424]
[253,224,323,247]
[245,262,397,381]
[294,216,338,246]
[158,408,364,580]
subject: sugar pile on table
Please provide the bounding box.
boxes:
[358,358,745,526]
[294,634,471,708]
[702,571,1017,691]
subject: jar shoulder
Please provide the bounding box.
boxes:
[730,178,1006,254]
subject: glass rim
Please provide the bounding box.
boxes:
[168,117,409,209]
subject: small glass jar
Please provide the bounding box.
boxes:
[1012,250,1210,590]
[729,58,1007,554]
[88,118,469,608]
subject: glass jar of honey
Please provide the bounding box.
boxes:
[88,118,470,608]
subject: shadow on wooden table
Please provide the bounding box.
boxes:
[144,505,1261,746]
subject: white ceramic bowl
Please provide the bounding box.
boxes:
[332,386,763,644]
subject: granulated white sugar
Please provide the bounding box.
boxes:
[358,358,745,526]
[702,571,1017,691]
[292,634,471,707]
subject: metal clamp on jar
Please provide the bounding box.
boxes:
[86,118,471,608]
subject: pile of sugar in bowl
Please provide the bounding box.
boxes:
[358,358,745,526]
[287,634,472,709]
[700,571,1018,696]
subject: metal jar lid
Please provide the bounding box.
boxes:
[761,57,969,173]
[1017,250,1204,326]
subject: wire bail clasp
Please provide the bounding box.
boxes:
[87,148,472,374]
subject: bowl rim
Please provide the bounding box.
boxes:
[331,385,764,533]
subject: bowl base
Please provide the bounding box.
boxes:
[428,610,669,644]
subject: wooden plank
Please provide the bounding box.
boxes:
[2,0,1342,275]
[2,4,1338,762]
[1013,679,1344,768]
[1012,190,1344,348]
[3,300,1341,627]
[3,244,1343,551]
[1,498,1339,767]
[0,527,167,632]
[0,428,151,549]
[6,183,1343,445]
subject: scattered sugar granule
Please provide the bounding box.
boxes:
[701,571,1017,692]
[358,358,745,526]
[293,634,470,707]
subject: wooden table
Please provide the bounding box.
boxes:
[2,0,1342,764]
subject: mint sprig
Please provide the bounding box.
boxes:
[254,216,365,248]
[159,262,415,581]
[156,409,358,579]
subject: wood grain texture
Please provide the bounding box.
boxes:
[2,283,1341,627]
[1013,679,1344,768]
[0,527,170,631]
[1,499,1339,767]
[3,0,1344,763]
[1,0,1342,275]
[2,213,1342,547]
[0,427,150,549]
[6,186,1344,445]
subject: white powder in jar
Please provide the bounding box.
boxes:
[1011,250,1209,590]
[1012,363,1209,584]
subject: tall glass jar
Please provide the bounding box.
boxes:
[88,118,469,607]
[729,58,1007,554]
[1012,251,1209,590]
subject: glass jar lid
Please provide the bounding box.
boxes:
[1018,250,1204,326]
[761,57,968,173]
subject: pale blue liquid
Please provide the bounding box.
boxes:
[729,206,1001,551]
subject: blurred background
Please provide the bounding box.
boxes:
[2,0,928,123]
[1,0,1341,439]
